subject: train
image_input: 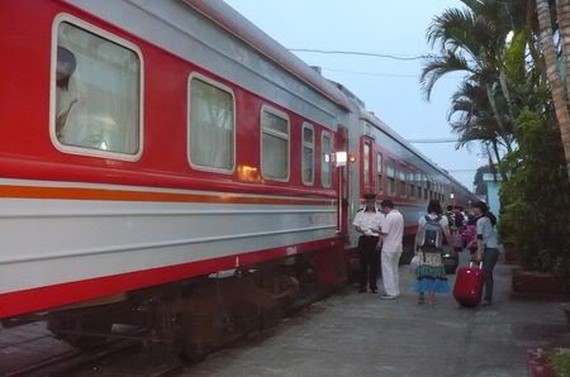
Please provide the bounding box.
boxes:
[0,0,476,358]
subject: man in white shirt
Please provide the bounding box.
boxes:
[352,193,382,293]
[379,199,404,300]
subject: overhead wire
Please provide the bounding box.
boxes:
[288,48,440,61]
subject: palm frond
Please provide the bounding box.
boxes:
[420,52,474,100]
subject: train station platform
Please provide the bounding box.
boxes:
[184,253,570,377]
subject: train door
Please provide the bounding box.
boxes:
[336,126,349,236]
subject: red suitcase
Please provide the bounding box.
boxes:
[453,262,484,307]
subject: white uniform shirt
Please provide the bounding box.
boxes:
[352,207,382,237]
[380,209,404,253]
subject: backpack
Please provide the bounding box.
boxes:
[422,215,443,249]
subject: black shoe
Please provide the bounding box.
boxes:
[370,288,378,294]
[358,288,366,293]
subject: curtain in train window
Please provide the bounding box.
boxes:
[190,78,235,170]
[398,170,406,197]
[321,133,332,187]
[407,172,415,198]
[376,153,383,193]
[387,158,396,195]
[363,143,370,188]
[55,22,140,154]
[262,109,289,180]
[302,124,314,184]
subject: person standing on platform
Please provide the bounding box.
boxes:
[378,199,404,300]
[472,201,499,305]
[414,199,451,305]
[353,193,382,293]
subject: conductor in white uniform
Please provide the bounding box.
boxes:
[352,193,382,293]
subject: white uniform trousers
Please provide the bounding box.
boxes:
[381,250,402,296]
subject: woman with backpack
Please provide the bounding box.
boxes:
[414,199,452,305]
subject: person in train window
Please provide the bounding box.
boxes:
[352,193,382,293]
[378,199,404,300]
[55,45,122,152]
[55,46,78,140]
[414,199,451,305]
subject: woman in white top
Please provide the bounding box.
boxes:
[471,201,499,305]
[414,199,451,305]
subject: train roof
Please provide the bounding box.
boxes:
[184,0,473,196]
[182,0,352,111]
[358,107,473,195]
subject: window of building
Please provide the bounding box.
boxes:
[376,152,383,193]
[321,132,333,188]
[189,75,235,172]
[52,19,142,160]
[261,106,290,181]
[387,158,396,195]
[302,123,314,185]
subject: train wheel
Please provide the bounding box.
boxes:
[47,317,112,350]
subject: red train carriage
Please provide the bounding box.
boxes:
[0,0,475,357]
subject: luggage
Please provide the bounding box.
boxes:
[453,262,484,307]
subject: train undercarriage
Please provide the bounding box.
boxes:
[6,250,345,362]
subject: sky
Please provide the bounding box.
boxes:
[224,0,483,190]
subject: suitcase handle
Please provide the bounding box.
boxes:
[469,261,483,269]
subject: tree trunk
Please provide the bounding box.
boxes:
[558,0,570,97]
[485,84,514,153]
[537,0,570,181]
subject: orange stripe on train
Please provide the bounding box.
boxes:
[0,185,333,206]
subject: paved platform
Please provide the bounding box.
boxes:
[184,253,570,377]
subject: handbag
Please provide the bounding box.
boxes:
[410,254,421,271]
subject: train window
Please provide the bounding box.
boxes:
[189,75,235,172]
[416,173,422,198]
[52,18,142,160]
[321,132,332,188]
[387,158,396,196]
[302,123,315,185]
[398,170,406,197]
[376,152,383,193]
[408,172,415,198]
[261,106,290,181]
[363,143,370,188]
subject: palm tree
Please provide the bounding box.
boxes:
[420,0,520,156]
[536,0,570,180]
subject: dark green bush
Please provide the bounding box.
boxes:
[548,348,570,377]
[499,110,570,277]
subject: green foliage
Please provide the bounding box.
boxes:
[548,348,570,377]
[500,110,570,277]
